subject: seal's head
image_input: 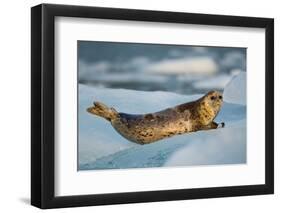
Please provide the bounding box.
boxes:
[204,90,223,110]
[198,91,223,125]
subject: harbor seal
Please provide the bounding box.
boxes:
[87,91,225,144]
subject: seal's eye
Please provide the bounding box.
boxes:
[219,95,222,99]
[210,96,215,100]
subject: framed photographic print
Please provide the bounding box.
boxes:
[31,3,274,209]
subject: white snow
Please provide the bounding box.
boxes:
[78,73,246,170]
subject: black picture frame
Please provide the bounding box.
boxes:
[31,3,274,209]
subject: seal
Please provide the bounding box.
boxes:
[87,91,225,144]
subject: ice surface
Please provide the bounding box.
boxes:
[79,72,246,170]
[78,85,202,166]
[164,124,246,167]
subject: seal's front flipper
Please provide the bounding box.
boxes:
[200,121,225,131]
[212,121,225,129]
[87,101,118,122]
[218,122,225,128]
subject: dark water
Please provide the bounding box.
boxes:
[78,41,246,95]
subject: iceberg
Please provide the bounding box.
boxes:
[78,72,246,170]
[223,71,246,105]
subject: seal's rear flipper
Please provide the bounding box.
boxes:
[87,101,118,122]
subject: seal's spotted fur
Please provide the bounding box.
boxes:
[87,91,224,144]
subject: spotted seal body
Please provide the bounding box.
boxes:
[87,91,224,144]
